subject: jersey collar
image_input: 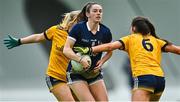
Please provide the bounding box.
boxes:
[86,22,100,31]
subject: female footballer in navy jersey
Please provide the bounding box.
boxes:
[63,2,112,101]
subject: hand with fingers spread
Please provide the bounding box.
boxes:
[3,35,21,49]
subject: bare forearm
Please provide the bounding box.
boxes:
[92,41,122,53]
[172,45,180,55]
[165,44,180,55]
[92,43,112,53]
[63,47,81,62]
[21,33,45,44]
[63,38,82,62]
[101,51,113,64]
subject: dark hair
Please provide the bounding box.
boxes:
[144,18,158,38]
[131,16,159,38]
[76,2,99,22]
[132,16,173,45]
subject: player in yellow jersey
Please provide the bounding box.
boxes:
[74,16,180,101]
[3,10,80,101]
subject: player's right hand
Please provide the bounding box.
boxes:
[3,35,21,49]
[79,56,90,70]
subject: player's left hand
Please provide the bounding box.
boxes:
[93,60,103,73]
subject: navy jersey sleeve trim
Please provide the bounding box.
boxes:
[118,40,125,50]
[68,36,76,42]
[43,31,50,41]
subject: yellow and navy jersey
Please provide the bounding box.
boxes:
[119,33,168,77]
[44,25,69,82]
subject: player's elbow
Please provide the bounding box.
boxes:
[35,37,41,42]
[34,34,45,42]
[63,47,68,56]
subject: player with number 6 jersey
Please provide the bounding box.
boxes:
[120,33,167,77]
[74,16,180,101]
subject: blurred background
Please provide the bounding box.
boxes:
[0,0,180,101]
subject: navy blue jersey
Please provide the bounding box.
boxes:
[68,21,112,72]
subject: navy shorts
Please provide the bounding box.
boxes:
[67,72,103,85]
[45,75,66,91]
[131,75,165,94]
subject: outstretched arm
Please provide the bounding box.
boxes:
[20,33,46,44]
[4,33,46,49]
[164,44,180,55]
[73,40,124,55]
[92,41,123,53]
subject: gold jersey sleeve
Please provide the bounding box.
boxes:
[45,25,69,82]
[44,26,57,40]
[120,33,168,77]
[157,38,169,52]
